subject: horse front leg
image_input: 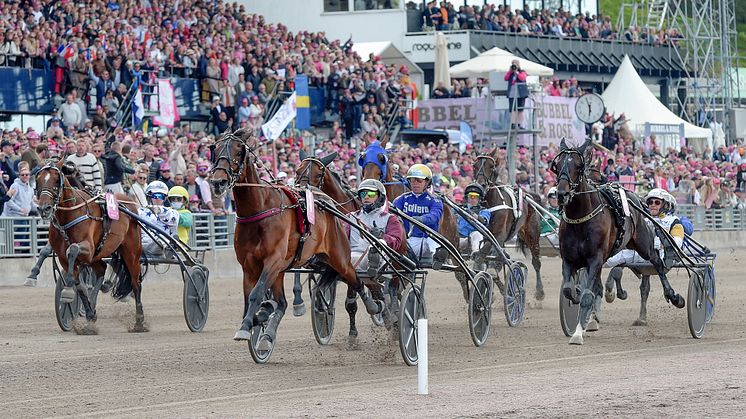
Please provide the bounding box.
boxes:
[520,225,544,301]
[570,257,603,345]
[651,251,685,308]
[561,259,578,304]
[235,264,277,341]
[28,243,53,283]
[264,272,287,345]
[60,243,83,303]
[633,275,651,326]
[604,267,628,303]
[291,273,307,317]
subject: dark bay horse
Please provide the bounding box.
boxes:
[472,150,544,300]
[359,140,460,253]
[35,160,144,333]
[552,138,684,345]
[296,150,408,337]
[209,130,384,350]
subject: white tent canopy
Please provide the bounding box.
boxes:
[602,55,712,140]
[352,41,424,92]
[449,47,554,78]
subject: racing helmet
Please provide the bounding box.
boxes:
[145,180,169,200]
[645,188,676,213]
[464,183,485,200]
[406,164,432,180]
[357,178,387,213]
[168,186,189,200]
[547,187,558,198]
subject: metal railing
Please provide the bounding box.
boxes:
[0,213,237,258]
[1,205,745,258]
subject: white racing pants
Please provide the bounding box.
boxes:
[459,231,484,255]
[408,236,439,262]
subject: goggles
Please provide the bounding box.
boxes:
[647,199,663,206]
[358,190,379,199]
[150,193,167,200]
[169,196,185,202]
[467,192,480,199]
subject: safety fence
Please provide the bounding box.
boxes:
[0,205,744,258]
[0,213,236,258]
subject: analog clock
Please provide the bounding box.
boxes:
[575,93,606,124]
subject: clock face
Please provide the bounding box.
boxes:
[575,93,606,124]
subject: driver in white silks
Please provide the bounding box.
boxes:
[138,180,180,259]
[348,179,404,272]
[604,188,685,268]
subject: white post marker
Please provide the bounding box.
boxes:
[417,318,428,395]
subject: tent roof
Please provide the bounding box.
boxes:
[602,55,711,139]
[449,47,554,78]
[352,41,423,76]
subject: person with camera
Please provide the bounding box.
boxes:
[504,59,528,129]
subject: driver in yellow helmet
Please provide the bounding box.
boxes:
[168,185,193,244]
[393,163,443,264]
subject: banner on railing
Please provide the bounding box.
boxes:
[416,96,585,147]
[152,79,180,128]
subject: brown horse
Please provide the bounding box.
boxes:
[552,137,684,345]
[472,150,544,300]
[359,140,460,253]
[296,151,409,337]
[209,130,383,351]
[35,160,144,332]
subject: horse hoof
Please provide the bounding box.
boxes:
[632,319,647,326]
[60,287,76,303]
[562,285,578,304]
[233,329,251,341]
[569,334,584,345]
[347,335,360,350]
[618,290,628,300]
[604,290,615,303]
[587,318,599,332]
[73,319,98,335]
[673,295,686,309]
[349,329,358,338]
[534,288,545,301]
[100,280,113,294]
[293,303,306,317]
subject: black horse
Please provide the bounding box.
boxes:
[552,138,685,345]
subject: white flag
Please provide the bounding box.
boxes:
[261,92,297,141]
[152,79,180,128]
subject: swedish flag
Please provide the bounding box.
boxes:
[295,74,310,130]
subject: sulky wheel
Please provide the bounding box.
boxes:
[704,265,716,324]
[183,265,210,332]
[398,283,426,366]
[53,257,80,332]
[310,281,336,345]
[468,271,493,347]
[248,323,275,364]
[687,269,708,339]
[559,268,588,337]
[503,261,527,327]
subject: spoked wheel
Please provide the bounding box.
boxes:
[503,262,527,327]
[687,269,708,339]
[399,283,426,366]
[53,258,79,332]
[468,271,493,347]
[310,280,336,345]
[183,265,210,332]
[704,265,716,324]
[559,268,588,337]
[248,323,274,364]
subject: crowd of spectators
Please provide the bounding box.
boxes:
[415,1,682,46]
[0,1,741,223]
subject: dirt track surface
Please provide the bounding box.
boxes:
[2,250,746,418]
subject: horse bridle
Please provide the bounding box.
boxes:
[297,158,329,190]
[210,132,255,191]
[35,165,70,219]
[473,155,498,186]
[550,149,587,206]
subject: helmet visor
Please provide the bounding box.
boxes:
[358,190,379,199]
[467,192,480,199]
[151,192,167,200]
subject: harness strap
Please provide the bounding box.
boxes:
[236,207,284,224]
[60,214,90,230]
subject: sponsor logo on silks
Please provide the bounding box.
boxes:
[404,203,431,215]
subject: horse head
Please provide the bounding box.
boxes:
[551,137,593,207]
[35,159,71,220]
[359,141,388,182]
[209,128,251,196]
[295,150,338,189]
[473,147,499,186]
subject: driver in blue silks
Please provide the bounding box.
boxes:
[393,164,443,263]
[457,183,491,261]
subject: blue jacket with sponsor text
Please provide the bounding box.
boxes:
[393,191,443,238]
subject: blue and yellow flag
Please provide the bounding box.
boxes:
[295,75,310,130]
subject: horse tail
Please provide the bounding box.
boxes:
[110,252,134,300]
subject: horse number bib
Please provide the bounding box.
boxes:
[105,193,120,220]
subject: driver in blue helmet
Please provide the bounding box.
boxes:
[457,183,491,264]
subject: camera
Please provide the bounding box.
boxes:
[511,64,517,70]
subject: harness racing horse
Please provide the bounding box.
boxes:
[472,150,544,300]
[35,160,144,333]
[552,138,685,345]
[296,150,408,338]
[209,130,384,354]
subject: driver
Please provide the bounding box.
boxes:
[604,188,684,268]
[457,183,491,262]
[540,187,561,246]
[138,180,180,258]
[393,164,444,265]
[348,179,404,272]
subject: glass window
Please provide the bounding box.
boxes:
[324,0,350,12]
[353,0,400,11]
